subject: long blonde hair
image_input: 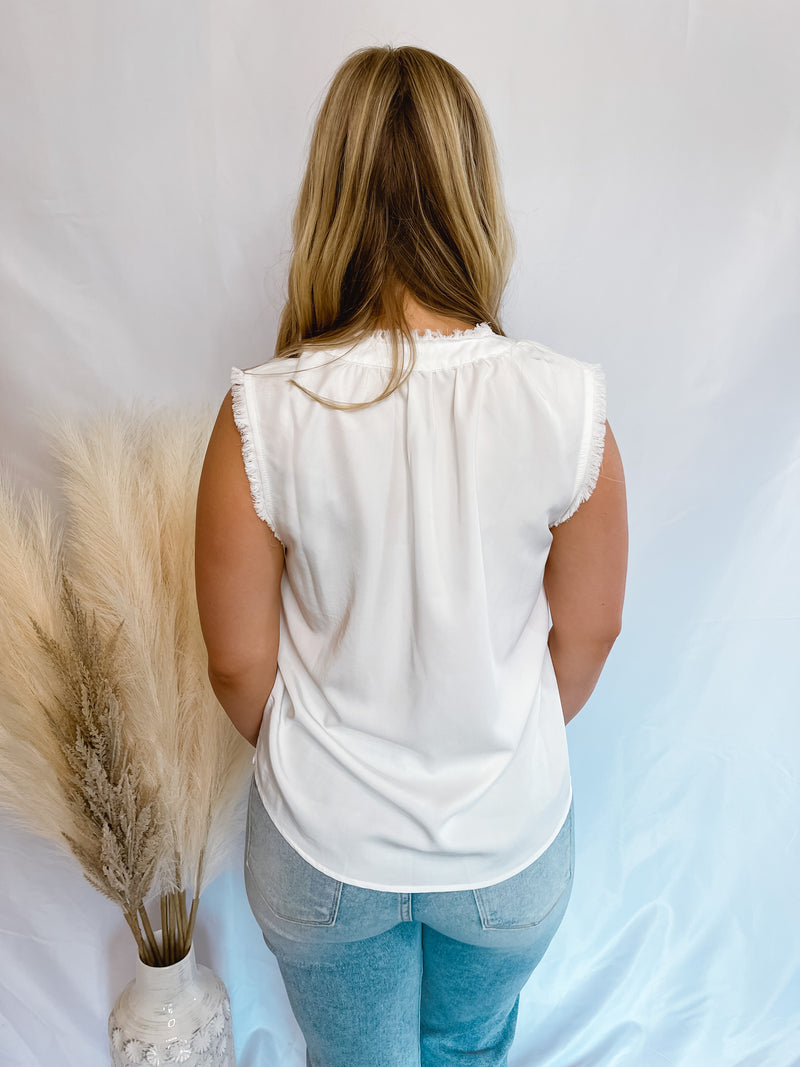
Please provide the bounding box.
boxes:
[274,45,515,408]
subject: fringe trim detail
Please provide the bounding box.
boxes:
[553,363,607,526]
[372,322,493,343]
[230,368,280,538]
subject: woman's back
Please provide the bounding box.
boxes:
[231,323,606,891]
[195,43,627,1065]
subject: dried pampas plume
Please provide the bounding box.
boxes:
[0,480,76,844]
[0,410,253,965]
[32,574,166,962]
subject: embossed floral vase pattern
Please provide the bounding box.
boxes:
[108,938,235,1066]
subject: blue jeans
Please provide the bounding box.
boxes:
[244,776,574,1067]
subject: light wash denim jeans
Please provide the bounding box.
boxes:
[244,776,574,1067]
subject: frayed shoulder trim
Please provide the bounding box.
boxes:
[230,368,282,541]
[552,363,607,526]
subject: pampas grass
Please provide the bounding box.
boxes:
[0,482,78,845]
[32,574,166,964]
[0,410,253,966]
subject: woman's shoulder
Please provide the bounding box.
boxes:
[497,338,604,406]
[509,336,600,375]
[234,343,362,380]
[233,356,300,380]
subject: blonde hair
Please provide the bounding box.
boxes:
[274,45,515,408]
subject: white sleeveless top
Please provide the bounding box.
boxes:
[231,323,606,891]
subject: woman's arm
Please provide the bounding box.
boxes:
[195,391,285,746]
[544,421,628,724]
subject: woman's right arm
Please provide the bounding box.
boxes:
[543,421,628,724]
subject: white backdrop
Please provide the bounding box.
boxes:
[2,2,799,1065]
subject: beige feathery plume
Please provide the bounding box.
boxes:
[0,409,253,965]
[53,409,253,945]
[0,480,74,842]
[0,483,63,717]
[0,484,166,961]
[32,576,167,961]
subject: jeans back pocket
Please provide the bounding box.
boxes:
[245,778,343,927]
[472,804,574,930]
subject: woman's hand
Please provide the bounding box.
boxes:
[195,391,285,746]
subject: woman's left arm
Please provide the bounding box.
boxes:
[195,391,285,747]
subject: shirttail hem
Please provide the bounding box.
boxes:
[252,772,574,894]
[230,367,283,542]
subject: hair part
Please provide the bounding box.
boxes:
[274,45,515,409]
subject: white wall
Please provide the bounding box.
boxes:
[1,2,798,1064]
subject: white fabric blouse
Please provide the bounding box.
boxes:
[231,323,606,892]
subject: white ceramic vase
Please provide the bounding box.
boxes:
[108,933,236,1067]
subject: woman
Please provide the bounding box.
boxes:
[196,44,628,1067]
